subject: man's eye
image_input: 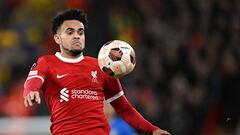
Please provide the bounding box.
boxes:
[67,31,73,34]
[78,31,84,35]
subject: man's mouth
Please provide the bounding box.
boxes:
[72,42,81,45]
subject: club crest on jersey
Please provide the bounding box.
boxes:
[91,70,98,83]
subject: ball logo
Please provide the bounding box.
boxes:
[60,88,69,102]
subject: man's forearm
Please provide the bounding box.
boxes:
[23,78,43,97]
[110,95,158,133]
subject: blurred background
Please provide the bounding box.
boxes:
[0,0,240,135]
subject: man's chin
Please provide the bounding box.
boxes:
[69,49,83,56]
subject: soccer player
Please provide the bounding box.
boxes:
[23,9,171,135]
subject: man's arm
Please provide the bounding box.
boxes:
[23,78,43,107]
[110,95,171,135]
[23,57,48,107]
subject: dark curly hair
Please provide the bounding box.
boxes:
[52,9,88,34]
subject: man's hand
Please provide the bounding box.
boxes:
[153,128,171,135]
[24,91,41,107]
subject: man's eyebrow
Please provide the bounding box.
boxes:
[78,28,84,31]
[65,27,84,31]
[66,28,75,31]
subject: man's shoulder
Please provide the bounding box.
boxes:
[84,56,98,63]
[84,56,97,60]
[36,54,57,64]
[83,56,102,70]
[38,54,56,61]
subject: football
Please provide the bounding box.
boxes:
[98,40,136,78]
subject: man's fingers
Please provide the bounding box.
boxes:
[153,128,171,135]
[24,91,41,107]
[34,92,41,104]
[30,92,35,100]
[24,98,28,107]
[160,130,170,135]
[27,94,33,106]
[163,131,170,135]
[162,130,170,135]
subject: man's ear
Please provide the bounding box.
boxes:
[54,34,61,44]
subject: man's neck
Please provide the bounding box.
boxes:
[60,51,82,59]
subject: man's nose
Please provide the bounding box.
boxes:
[73,33,80,39]
[73,36,80,39]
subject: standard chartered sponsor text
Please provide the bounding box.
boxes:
[71,89,98,100]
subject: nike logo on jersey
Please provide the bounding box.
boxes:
[57,74,68,78]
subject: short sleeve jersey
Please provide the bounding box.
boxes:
[25,52,123,135]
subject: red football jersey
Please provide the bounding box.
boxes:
[25,52,123,135]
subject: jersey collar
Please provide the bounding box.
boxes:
[55,52,84,63]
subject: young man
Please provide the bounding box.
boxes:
[23,9,170,135]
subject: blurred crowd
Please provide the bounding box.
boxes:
[0,0,240,135]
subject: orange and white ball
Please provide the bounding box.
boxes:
[98,40,136,78]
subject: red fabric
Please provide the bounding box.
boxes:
[110,95,158,133]
[23,78,43,97]
[23,54,123,135]
[103,77,122,100]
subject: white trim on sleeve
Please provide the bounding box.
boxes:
[106,91,124,103]
[26,75,44,83]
